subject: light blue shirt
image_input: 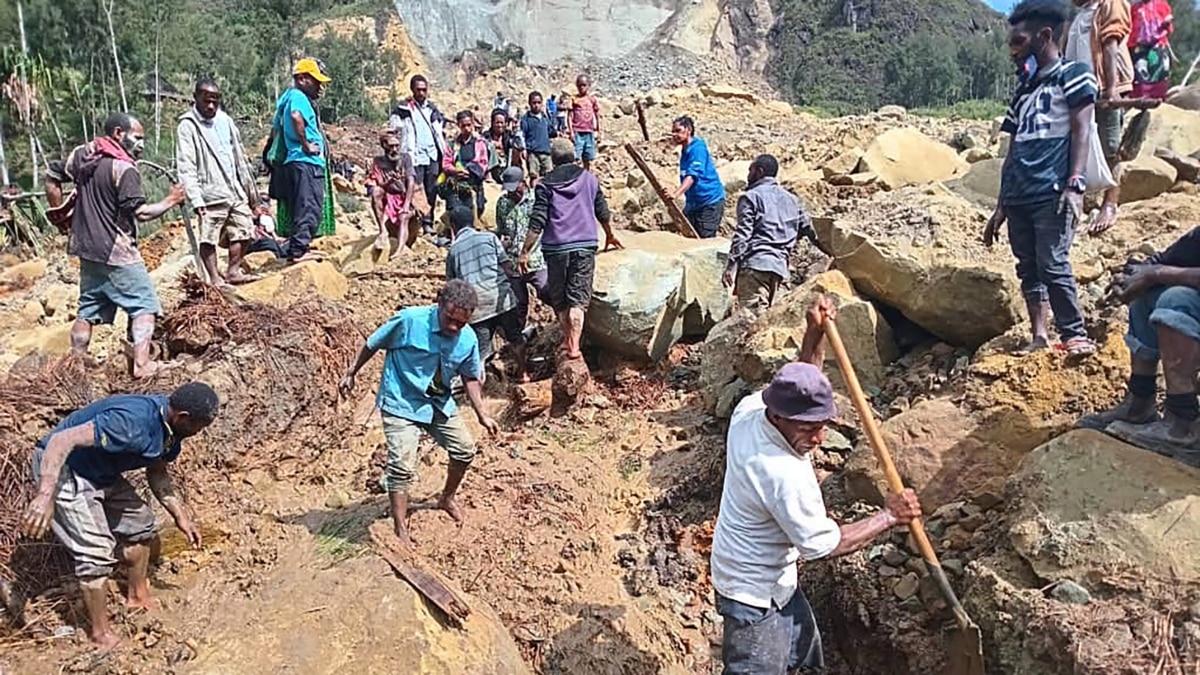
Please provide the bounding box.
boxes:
[366,306,482,423]
[273,88,325,167]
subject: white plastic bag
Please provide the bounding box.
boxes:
[1084,112,1117,193]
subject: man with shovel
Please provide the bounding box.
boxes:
[710,296,923,674]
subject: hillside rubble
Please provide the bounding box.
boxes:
[0,75,1198,675]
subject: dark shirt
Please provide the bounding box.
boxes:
[36,395,180,487]
[64,143,147,266]
[1151,227,1200,267]
[529,164,610,255]
[729,177,807,279]
[520,111,555,154]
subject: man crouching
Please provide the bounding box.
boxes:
[711,297,922,673]
[21,382,219,649]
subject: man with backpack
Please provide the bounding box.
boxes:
[390,75,448,234]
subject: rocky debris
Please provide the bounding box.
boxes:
[235,261,349,307]
[1119,154,1178,203]
[1154,147,1200,183]
[699,84,760,103]
[822,149,863,179]
[1047,580,1092,605]
[947,157,1003,206]
[828,172,878,187]
[856,127,968,190]
[1134,104,1200,159]
[877,105,906,119]
[699,270,897,416]
[960,147,993,163]
[2,259,48,286]
[8,322,73,357]
[41,284,75,318]
[1008,429,1200,585]
[1168,84,1200,111]
[843,399,1019,512]
[586,231,730,361]
[813,217,1022,348]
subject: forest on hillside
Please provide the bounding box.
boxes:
[0,0,401,187]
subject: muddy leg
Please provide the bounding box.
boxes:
[438,460,470,523]
[122,537,157,611]
[80,577,120,650]
[1025,299,1051,351]
[130,314,161,379]
[565,307,585,360]
[388,491,415,548]
[70,319,93,355]
[199,243,226,288]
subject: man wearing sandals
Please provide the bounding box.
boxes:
[177,78,265,291]
[984,0,1098,356]
[711,296,923,674]
[1080,227,1200,464]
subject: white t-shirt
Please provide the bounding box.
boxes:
[1066,2,1097,68]
[710,392,842,609]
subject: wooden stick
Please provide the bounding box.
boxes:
[369,522,471,628]
[634,100,649,142]
[623,143,698,238]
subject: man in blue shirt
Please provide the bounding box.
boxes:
[984,0,1097,356]
[666,115,727,238]
[20,382,219,650]
[269,58,330,263]
[339,280,499,548]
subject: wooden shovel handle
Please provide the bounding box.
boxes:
[822,318,940,565]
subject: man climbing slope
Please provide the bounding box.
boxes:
[711,296,922,673]
[339,280,499,548]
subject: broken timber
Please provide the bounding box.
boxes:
[634,100,649,142]
[623,143,699,238]
[369,522,472,628]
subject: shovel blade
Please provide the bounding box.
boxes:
[944,623,985,675]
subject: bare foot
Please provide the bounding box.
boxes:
[1089,203,1118,236]
[89,630,121,651]
[374,232,389,251]
[1015,336,1050,355]
[288,252,325,265]
[388,247,406,261]
[132,360,180,379]
[438,496,465,523]
[393,525,416,549]
[125,594,157,613]
[226,273,262,285]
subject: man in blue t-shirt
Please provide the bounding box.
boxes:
[20,382,219,650]
[665,116,726,238]
[339,280,499,548]
[269,58,330,263]
[984,0,1097,356]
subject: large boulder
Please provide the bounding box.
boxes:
[842,399,1020,512]
[946,157,1003,206]
[236,260,349,307]
[822,149,862,179]
[1155,147,1200,183]
[718,160,753,194]
[1008,429,1200,584]
[700,84,760,103]
[1134,104,1200,159]
[1167,84,1200,112]
[813,218,1023,347]
[1119,154,1177,203]
[700,271,897,415]
[587,231,730,361]
[856,127,969,190]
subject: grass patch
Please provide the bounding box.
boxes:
[314,511,372,566]
[912,99,1007,120]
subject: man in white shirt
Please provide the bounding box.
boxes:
[389,75,447,234]
[710,297,922,674]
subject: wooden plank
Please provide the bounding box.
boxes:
[369,521,471,627]
[623,143,699,239]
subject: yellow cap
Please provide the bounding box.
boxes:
[293,58,331,83]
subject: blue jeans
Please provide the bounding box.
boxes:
[1126,285,1200,363]
[1006,198,1086,340]
[717,591,824,674]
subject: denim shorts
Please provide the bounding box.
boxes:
[1126,285,1200,363]
[717,591,824,674]
[78,260,162,325]
[574,132,597,162]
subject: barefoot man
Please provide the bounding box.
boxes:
[366,130,416,258]
[20,382,218,649]
[177,77,265,291]
[339,280,499,546]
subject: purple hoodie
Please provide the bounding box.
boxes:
[528,164,610,255]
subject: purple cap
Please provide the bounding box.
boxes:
[762,363,837,422]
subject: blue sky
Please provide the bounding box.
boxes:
[984,0,1014,9]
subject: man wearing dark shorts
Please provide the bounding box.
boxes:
[520,139,622,360]
[495,167,551,331]
[44,112,187,379]
[666,115,726,238]
[712,297,921,674]
[445,206,527,380]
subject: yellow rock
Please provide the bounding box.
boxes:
[10,322,73,356]
[42,284,76,318]
[18,300,45,325]
[235,261,348,307]
[858,127,969,189]
[3,259,49,285]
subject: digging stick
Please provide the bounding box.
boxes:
[823,317,985,675]
[635,100,650,142]
[623,143,698,238]
[137,160,205,282]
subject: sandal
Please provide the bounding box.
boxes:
[1058,337,1097,356]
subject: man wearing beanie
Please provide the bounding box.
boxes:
[710,296,923,674]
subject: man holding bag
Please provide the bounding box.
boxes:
[984,0,1098,356]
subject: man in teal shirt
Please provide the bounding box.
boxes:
[339,280,499,548]
[665,115,726,238]
[270,58,329,263]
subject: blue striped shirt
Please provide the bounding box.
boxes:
[1000,60,1097,206]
